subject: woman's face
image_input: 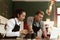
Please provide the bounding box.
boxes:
[18,12,26,21]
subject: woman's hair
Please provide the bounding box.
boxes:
[15,8,26,18]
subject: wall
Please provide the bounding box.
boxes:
[1,0,60,21]
[8,0,12,19]
[12,0,50,1]
[12,1,54,21]
[12,0,60,2]
[0,0,12,19]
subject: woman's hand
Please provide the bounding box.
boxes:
[20,29,28,35]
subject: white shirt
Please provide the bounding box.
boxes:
[6,18,24,37]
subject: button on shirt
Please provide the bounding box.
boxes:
[6,18,24,37]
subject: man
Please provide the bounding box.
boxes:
[27,10,49,39]
[5,8,28,38]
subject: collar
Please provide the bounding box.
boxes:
[15,18,22,25]
[34,17,42,23]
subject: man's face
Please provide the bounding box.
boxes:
[18,12,26,21]
[36,13,43,22]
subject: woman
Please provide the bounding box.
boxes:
[5,8,28,39]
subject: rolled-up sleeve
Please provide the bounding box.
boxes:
[40,21,45,30]
[27,17,33,26]
[6,19,20,37]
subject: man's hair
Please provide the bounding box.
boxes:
[35,10,44,15]
[15,8,26,17]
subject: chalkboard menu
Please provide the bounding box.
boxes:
[0,0,8,18]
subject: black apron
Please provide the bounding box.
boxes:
[12,19,20,32]
[32,19,41,36]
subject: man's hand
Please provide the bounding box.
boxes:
[36,36,40,40]
[45,36,50,40]
[20,29,28,35]
[42,30,50,40]
[29,30,34,34]
[36,36,40,39]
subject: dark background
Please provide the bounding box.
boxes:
[0,0,60,21]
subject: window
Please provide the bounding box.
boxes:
[57,8,60,27]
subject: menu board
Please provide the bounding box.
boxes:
[0,0,8,18]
